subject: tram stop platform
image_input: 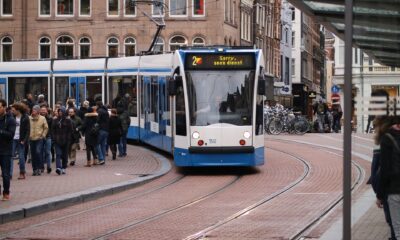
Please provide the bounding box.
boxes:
[0,144,171,224]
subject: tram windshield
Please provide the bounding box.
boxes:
[186,70,255,126]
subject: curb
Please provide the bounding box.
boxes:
[0,149,171,224]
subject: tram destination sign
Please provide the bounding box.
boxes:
[185,53,255,70]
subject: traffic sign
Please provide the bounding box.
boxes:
[331,85,340,94]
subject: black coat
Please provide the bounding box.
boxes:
[51,116,73,146]
[108,115,122,145]
[17,113,30,143]
[97,106,109,132]
[378,128,400,199]
[0,113,16,155]
[80,113,98,147]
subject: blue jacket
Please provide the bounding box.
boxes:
[0,113,16,155]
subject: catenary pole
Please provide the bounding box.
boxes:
[343,0,353,239]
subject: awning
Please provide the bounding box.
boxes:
[288,0,400,67]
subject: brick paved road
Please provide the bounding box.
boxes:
[0,134,391,239]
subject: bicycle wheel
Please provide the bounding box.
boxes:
[293,118,309,135]
[268,118,283,135]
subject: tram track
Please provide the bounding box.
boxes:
[183,147,311,240]
[0,174,187,240]
[91,175,242,240]
[182,144,365,240]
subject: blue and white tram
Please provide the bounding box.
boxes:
[170,48,265,166]
[0,47,265,167]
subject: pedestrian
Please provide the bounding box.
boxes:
[78,100,89,120]
[313,97,328,133]
[331,102,343,133]
[108,109,122,160]
[37,94,48,107]
[51,107,73,175]
[79,107,98,166]
[29,105,48,176]
[0,99,16,200]
[40,106,52,174]
[117,101,130,157]
[26,93,35,112]
[11,103,30,180]
[375,115,400,240]
[68,108,82,166]
[96,101,109,165]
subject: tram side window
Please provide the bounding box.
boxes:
[55,77,69,105]
[8,77,48,104]
[150,76,159,123]
[86,76,102,105]
[175,79,187,136]
[108,75,137,117]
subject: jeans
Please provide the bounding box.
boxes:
[55,144,69,169]
[388,194,400,240]
[30,139,43,172]
[42,138,52,169]
[97,130,108,161]
[118,132,127,156]
[12,140,26,174]
[0,155,11,194]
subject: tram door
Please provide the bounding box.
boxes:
[0,78,6,103]
[158,76,171,152]
[69,77,86,108]
[140,76,151,141]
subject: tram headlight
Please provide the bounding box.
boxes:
[192,132,200,139]
[243,131,251,139]
[239,139,246,146]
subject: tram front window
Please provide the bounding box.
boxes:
[186,70,254,126]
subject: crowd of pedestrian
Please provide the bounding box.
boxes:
[0,93,131,201]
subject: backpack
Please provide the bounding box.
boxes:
[385,133,400,177]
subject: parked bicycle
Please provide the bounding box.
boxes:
[266,108,309,135]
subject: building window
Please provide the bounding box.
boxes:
[152,0,164,15]
[225,0,229,21]
[124,0,135,16]
[1,36,12,61]
[153,37,164,52]
[108,0,119,16]
[170,0,187,16]
[193,0,204,16]
[169,36,187,51]
[1,0,12,15]
[291,58,295,76]
[56,35,74,59]
[291,7,295,21]
[107,37,119,57]
[57,0,73,16]
[124,37,136,56]
[192,37,205,47]
[292,31,295,47]
[79,37,90,58]
[39,0,50,16]
[39,37,51,59]
[80,0,90,16]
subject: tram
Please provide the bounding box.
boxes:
[0,47,265,166]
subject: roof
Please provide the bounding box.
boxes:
[288,0,400,67]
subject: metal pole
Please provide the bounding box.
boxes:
[343,0,353,239]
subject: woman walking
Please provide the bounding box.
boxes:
[11,103,30,180]
[79,107,98,166]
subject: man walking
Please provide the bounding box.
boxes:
[96,102,109,165]
[29,105,48,176]
[0,99,16,200]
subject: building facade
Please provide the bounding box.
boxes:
[333,35,400,133]
[0,0,247,60]
[277,0,292,107]
[291,6,325,118]
[0,0,282,80]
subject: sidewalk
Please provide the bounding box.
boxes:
[0,144,171,224]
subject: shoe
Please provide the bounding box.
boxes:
[98,160,105,165]
[32,170,37,176]
[112,153,116,160]
[61,169,66,174]
[1,194,10,201]
[47,168,52,174]
[69,161,75,166]
[37,171,41,176]
[40,168,44,173]
[56,168,61,175]
[93,159,99,165]
[85,160,92,167]
[17,173,25,180]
